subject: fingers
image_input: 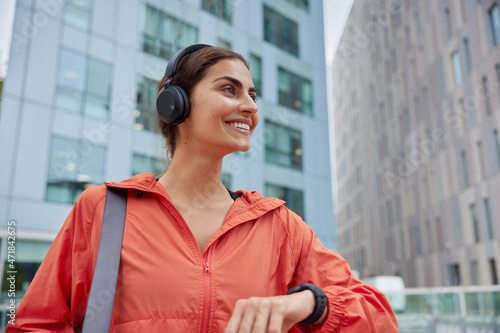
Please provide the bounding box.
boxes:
[224,297,286,333]
[267,301,286,333]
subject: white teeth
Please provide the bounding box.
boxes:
[227,122,250,131]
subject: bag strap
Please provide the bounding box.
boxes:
[82,187,128,333]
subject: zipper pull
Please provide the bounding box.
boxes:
[204,262,210,273]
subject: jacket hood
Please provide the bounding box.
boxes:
[104,172,287,222]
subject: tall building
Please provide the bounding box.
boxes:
[332,0,500,288]
[0,0,334,315]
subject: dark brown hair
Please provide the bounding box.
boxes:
[156,46,248,159]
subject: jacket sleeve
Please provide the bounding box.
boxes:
[282,208,399,333]
[5,187,106,332]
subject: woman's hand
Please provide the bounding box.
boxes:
[224,290,321,333]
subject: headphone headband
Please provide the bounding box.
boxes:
[165,44,212,78]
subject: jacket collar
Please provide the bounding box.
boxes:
[104,172,287,222]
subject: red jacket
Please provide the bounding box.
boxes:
[7,173,397,332]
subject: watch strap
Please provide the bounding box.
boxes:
[286,283,327,325]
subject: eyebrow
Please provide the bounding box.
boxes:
[212,76,257,94]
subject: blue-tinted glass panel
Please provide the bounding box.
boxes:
[266,183,305,218]
[79,144,106,184]
[202,0,232,23]
[47,136,79,181]
[68,0,92,9]
[64,4,90,30]
[452,51,462,85]
[46,136,106,204]
[221,172,231,189]
[490,5,500,46]
[132,153,167,177]
[141,5,198,60]
[135,77,159,132]
[84,95,108,119]
[217,38,232,50]
[58,48,87,91]
[87,59,112,98]
[249,54,262,96]
[278,67,313,116]
[55,88,82,113]
[264,5,298,56]
[265,120,302,170]
[285,0,308,11]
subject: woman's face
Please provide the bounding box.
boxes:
[178,58,259,157]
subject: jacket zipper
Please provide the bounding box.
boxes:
[201,247,212,333]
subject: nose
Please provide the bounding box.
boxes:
[240,94,259,114]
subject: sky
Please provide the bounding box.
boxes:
[0,0,353,78]
[0,0,16,77]
[323,0,354,63]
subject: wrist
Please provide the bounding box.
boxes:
[286,283,328,325]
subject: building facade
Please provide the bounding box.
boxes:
[332,0,500,287]
[0,0,334,316]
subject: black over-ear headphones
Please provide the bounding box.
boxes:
[156,44,212,124]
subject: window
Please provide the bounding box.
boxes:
[477,141,485,179]
[285,0,308,11]
[217,38,232,50]
[482,76,491,114]
[490,259,499,284]
[1,240,51,295]
[46,136,106,204]
[63,0,92,30]
[436,217,444,250]
[55,48,113,119]
[403,108,411,134]
[135,77,159,132]
[484,198,494,239]
[266,183,304,218]
[451,51,462,85]
[278,67,312,116]
[264,5,299,56]
[470,204,480,243]
[202,0,232,23]
[132,153,167,177]
[470,261,479,285]
[221,172,231,189]
[489,4,500,46]
[460,150,469,187]
[448,263,461,286]
[426,219,433,253]
[460,0,467,22]
[497,64,500,92]
[414,225,422,255]
[265,120,302,170]
[463,38,472,71]
[141,5,198,60]
[444,8,452,39]
[249,54,262,96]
[494,129,500,168]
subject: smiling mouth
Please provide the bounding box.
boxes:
[226,122,250,131]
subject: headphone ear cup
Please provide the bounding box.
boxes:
[156,85,190,124]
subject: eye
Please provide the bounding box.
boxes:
[223,86,235,95]
[250,93,258,102]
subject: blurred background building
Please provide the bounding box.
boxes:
[332,0,500,288]
[0,0,334,317]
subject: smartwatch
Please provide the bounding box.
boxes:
[286,283,327,325]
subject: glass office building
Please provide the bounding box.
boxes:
[0,0,334,316]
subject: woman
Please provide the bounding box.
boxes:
[7,45,398,332]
